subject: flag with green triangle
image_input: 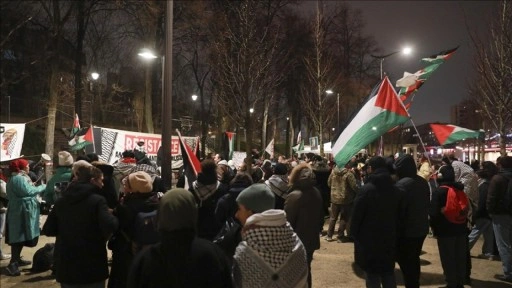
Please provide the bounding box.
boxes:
[70,113,81,138]
[69,127,93,151]
[430,123,484,145]
[332,77,409,167]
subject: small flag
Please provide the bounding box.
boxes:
[430,124,484,146]
[296,131,302,145]
[68,127,93,151]
[421,46,459,65]
[265,138,274,158]
[225,132,235,160]
[70,113,81,138]
[332,77,409,167]
[176,130,202,188]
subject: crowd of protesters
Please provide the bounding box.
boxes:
[0,148,511,288]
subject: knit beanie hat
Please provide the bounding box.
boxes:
[72,160,92,174]
[128,171,153,193]
[157,188,198,232]
[236,183,275,213]
[58,151,74,166]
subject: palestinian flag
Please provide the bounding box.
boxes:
[226,132,235,160]
[70,113,81,138]
[396,46,458,107]
[332,77,409,167]
[422,46,459,65]
[68,127,93,151]
[176,130,201,188]
[430,124,484,145]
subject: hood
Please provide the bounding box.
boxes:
[61,181,97,204]
[332,166,346,176]
[265,174,289,198]
[158,188,197,232]
[394,154,417,178]
[192,181,220,201]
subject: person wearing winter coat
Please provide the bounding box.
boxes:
[325,163,358,242]
[468,161,498,260]
[42,165,118,287]
[215,172,253,225]
[108,171,160,288]
[265,163,289,209]
[189,159,229,241]
[128,188,233,288]
[487,156,512,283]
[5,158,46,276]
[350,156,400,288]
[44,151,73,205]
[429,163,468,288]
[91,160,119,209]
[394,154,431,288]
[233,183,308,288]
[417,155,433,181]
[285,163,324,288]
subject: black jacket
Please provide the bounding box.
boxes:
[109,192,160,288]
[394,155,431,238]
[487,170,512,215]
[128,229,233,288]
[43,181,118,285]
[350,168,400,274]
[429,181,468,237]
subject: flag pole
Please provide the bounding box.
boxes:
[393,85,431,167]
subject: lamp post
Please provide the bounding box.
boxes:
[137,1,173,189]
[90,72,99,125]
[325,89,340,134]
[372,46,412,80]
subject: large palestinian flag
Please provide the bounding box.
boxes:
[421,46,458,65]
[332,77,409,167]
[430,124,484,145]
[176,130,201,189]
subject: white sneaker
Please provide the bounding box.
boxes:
[1,254,11,260]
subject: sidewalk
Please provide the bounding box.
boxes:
[1,217,508,288]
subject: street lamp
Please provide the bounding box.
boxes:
[372,46,412,79]
[191,94,198,101]
[326,89,340,134]
[90,72,99,125]
[138,48,158,59]
[249,108,254,114]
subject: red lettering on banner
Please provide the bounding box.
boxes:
[124,135,162,154]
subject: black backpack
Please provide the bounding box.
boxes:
[133,210,160,246]
[31,243,55,273]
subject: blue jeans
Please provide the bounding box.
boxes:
[468,218,495,256]
[365,271,396,288]
[491,214,512,278]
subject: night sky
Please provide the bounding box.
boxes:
[302,1,499,125]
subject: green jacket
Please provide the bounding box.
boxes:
[6,172,46,244]
[44,166,72,205]
[328,167,358,205]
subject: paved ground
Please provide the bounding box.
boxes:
[0,217,509,288]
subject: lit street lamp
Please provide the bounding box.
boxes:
[90,72,99,125]
[326,89,340,135]
[372,46,412,79]
[191,94,198,101]
[249,108,254,114]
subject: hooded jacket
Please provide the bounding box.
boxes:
[43,181,118,285]
[394,155,430,238]
[327,166,358,205]
[429,180,468,237]
[128,189,232,288]
[487,169,512,215]
[350,167,400,273]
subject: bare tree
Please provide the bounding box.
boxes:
[468,0,512,155]
[210,0,292,165]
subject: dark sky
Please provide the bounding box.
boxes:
[301,1,499,125]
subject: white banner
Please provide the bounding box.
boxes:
[232,151,247,170]
[1,123,25,162]
[265,138,274,158]
[89,126,198,168]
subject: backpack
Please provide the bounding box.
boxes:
[133,210,160,247]
[31,243,55,273]
[441,185,469,224]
